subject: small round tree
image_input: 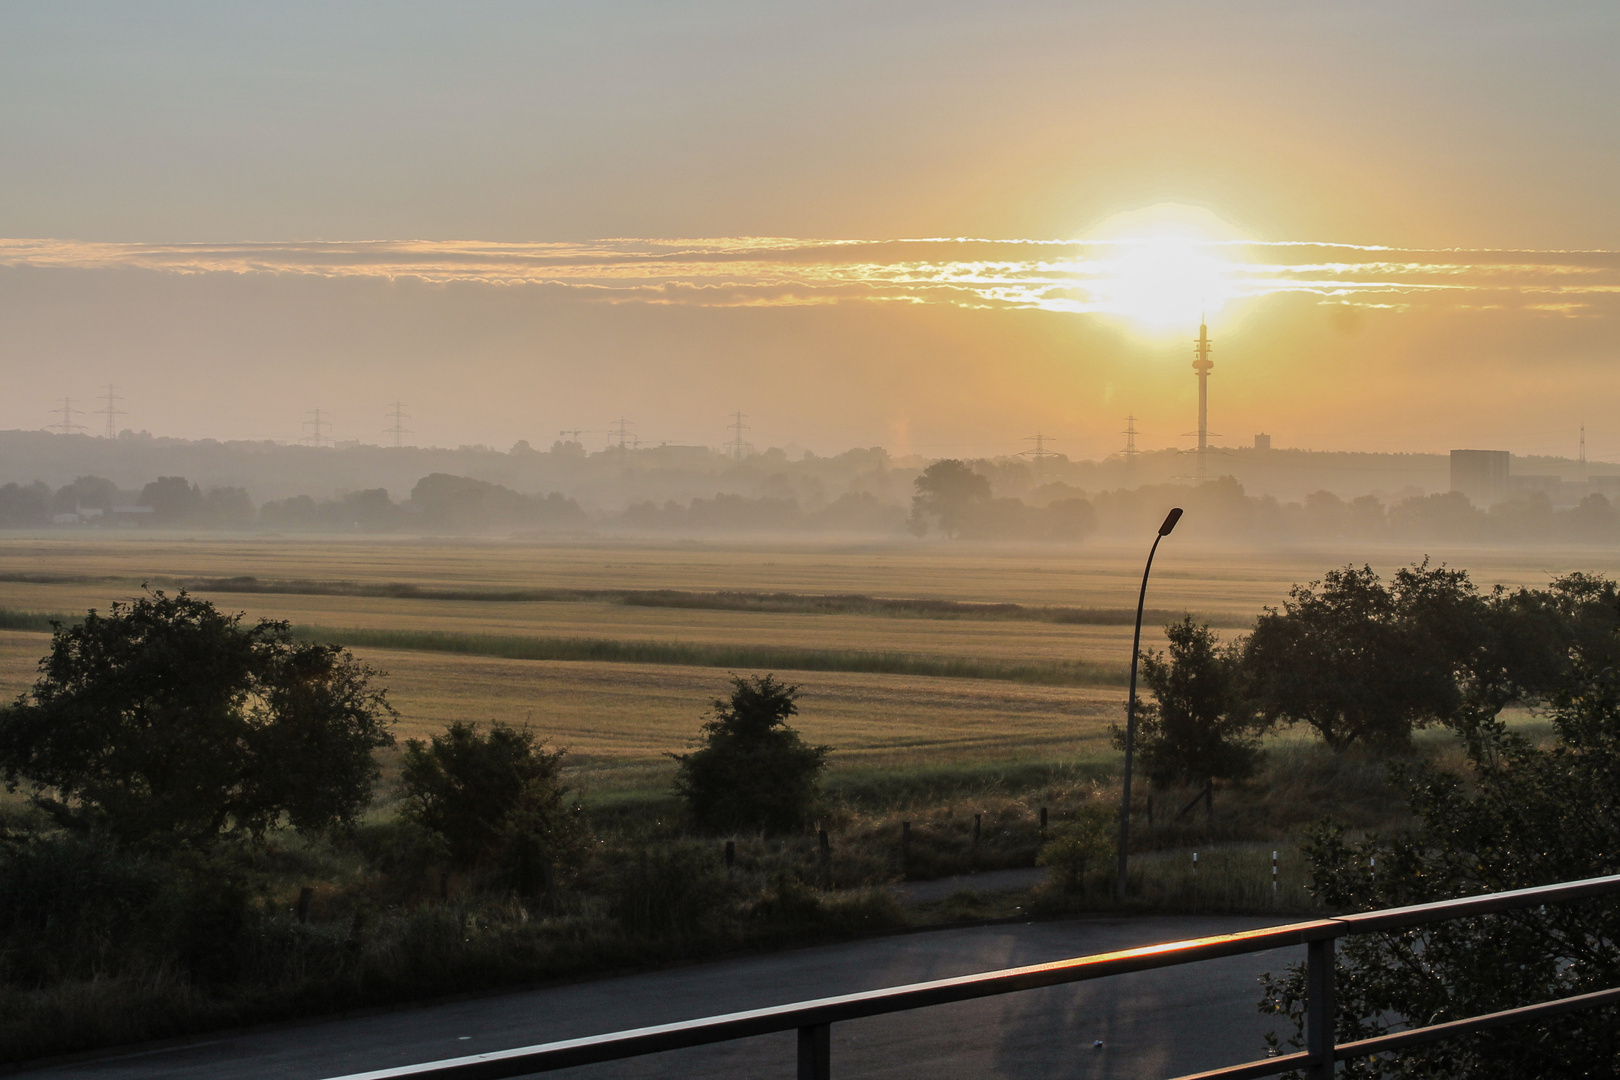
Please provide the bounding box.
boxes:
[1113,615,1261,813]
[399,720,577,883]
[0,590,395,846]
[673,674,829,833]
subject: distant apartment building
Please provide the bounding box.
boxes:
[1253,433,1271,451]
[1450,449,1510,506]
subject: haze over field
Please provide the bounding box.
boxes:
[3,3,1619,459]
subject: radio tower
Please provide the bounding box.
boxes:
[97,385,125,439]
[384,402,412,448]
[725,410,751,461]
[49,397,87,435]
[1192,319,1215,483]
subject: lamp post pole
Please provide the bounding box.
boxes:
[1116,507,1184,902]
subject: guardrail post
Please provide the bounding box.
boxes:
[798,1022,831,1080]
[1306,936,1336,1080]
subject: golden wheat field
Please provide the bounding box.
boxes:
[3,535,1617,792]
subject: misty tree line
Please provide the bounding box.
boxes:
[8,460,1620,542]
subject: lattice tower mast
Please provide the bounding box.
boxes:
[726,410,751,460]
[98,385,125,439]
[385,402,412,448]
[49,397,86,435]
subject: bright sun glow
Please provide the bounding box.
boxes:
[1077,204,1250,334]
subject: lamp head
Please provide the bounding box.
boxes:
[1159,507,1184,536]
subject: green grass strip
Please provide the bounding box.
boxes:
[290,624,1130,687]
[0,609,72,632]
[183,576,1245,628]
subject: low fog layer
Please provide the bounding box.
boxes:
[2,429,1616,545]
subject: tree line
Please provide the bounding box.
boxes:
[11,459,1620,542]
[1124,561,1620,792]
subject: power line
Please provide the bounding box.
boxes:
[609,417,635,451]
[384,402,412,448]
[97,385,125,439]
[48,397,87,435]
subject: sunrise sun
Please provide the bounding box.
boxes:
[1076,204,1249,333]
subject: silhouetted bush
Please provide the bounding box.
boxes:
[672,675,830,833]
[400,721,580,886]
[0,591,395,846]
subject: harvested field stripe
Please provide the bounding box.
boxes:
[289,624,1130,687]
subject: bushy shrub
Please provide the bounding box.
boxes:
[1036,805,1115,895]
[673,675,829,833]
[400,721,580,888]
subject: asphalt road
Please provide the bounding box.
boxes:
[23,915,1300,1080]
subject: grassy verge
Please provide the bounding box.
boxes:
[288,624,1131,686]
[0,737,1431,1064]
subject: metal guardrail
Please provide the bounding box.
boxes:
[325,873,1620,1080]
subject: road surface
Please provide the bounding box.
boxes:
[23,914,1301,1080]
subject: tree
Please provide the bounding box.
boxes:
[0,590,395,845]
[673,674,830,833]
[1260,652,1620,1077]
[1114,617,1261,798]
[1244,562,1615,751]
[909,459,992,537]
[1243,563,1499,749]
[139,476,204,522]
[400,721,577,879]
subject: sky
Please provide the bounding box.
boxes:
[2,2,1618,459]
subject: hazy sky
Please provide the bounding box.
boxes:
[2,2,1618,458]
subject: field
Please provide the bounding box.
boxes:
[3,533,1616,794]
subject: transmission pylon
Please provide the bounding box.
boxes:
[97,385,125,439]
[1019,432,1062,481]
[302,409,331,447]
[384,402,412,448]
[609,417,635,450]
[725,410,751,461]
[49,397,87,435]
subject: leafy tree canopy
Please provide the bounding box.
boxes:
[910,459,992,537]
[1115,616,1261,788]
[1262,646,1620,1077]
[0,590,395,846]
[1241,561,1605,749]
[673,674,830,833]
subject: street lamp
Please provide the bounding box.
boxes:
[1116,506,1184,901]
